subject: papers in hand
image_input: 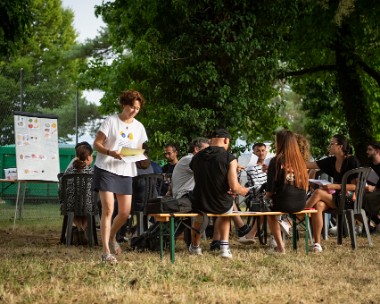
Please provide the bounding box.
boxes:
[308,179,332,186]
[120,147,145,156]
[264,157,272,166]
[120,147,146,164]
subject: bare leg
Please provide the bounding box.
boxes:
[100,191,115,255]
[312,201,330,244]
[214,217,231,241]
[232,202,245,228]
[191,221,203,247]
[306,189,335,244]
[110,194,132,243]
[267,215,285,253]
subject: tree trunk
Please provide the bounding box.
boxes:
[335,26,374,165]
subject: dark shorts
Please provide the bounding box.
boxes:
[93,166,133,195]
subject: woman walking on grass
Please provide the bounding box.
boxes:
[93,90,147,263]
[266,130,309,254]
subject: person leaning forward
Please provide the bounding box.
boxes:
[188,128,249,259]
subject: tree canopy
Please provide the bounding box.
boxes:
[0,0,32,56]
[84,0,380,162]
[0,0,100,145]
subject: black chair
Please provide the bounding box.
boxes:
[131,173,163,236]
[323,167,372,249]
[59,173,99,247]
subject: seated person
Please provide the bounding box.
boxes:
[189,129,249,259]
[171,137,209,199]
[305,134,360,252]
[161,143,179,195]
[265,130,309,254]
[363,142,380,233]
[62,142,95,243]
[238,142,269,244]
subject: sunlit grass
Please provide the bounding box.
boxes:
[1,219,380,303]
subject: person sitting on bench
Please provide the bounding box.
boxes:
[189,129,249,259]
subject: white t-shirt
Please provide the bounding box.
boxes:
[94,114,148,176]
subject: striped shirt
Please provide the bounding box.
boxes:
[246,164,267,189]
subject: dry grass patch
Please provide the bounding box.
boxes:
[1,220,380,303]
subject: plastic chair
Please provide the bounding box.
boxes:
[323,167,372,249]
[131,173,163,236]
[60,173,99,247]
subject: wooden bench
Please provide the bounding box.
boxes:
[149,209,318,263]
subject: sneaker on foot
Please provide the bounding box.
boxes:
[355,224,362,235]
[269,235,277,248]
[189,244,202,255]
[279,220,290,236]
[238,235,256,245]
[209,240,220,251]
[219,247,232,259]
[328,226,337,236]
[313,243,323,253]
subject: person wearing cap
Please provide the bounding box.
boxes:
[189,129,249,258]
[363,142,380,233]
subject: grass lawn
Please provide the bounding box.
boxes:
[0,219,379,304]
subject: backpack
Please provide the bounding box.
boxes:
[144,195,193,214]
[130,219,192,251]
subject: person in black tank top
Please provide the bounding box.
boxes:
[189,129,249,259]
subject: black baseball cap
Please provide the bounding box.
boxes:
[209,129,231,139]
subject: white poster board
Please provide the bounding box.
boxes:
[14,112,60,182]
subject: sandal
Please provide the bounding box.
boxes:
[109,241,122,255]
[101,253,117,264]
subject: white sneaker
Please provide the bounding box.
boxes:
[328,226,337,236]
[313,243,323,253]
[269,235,277,248]
[355,224,362,235]
[188,244,202,255]
[238,235,256,245]
[279,220,291,236]
[219,247,232,259]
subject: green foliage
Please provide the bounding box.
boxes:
[277,1,380,162]
[84,0,380,161]
[85,0,287,155]
[0,0,32,56]
[0,0,101,145]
